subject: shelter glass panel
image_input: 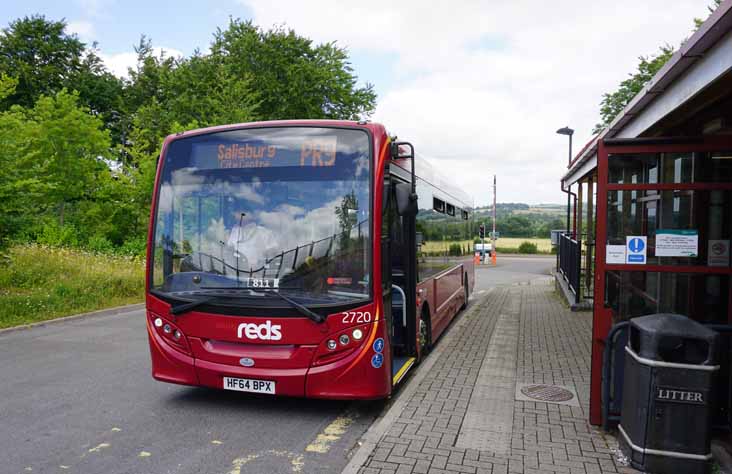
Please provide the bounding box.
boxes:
[604,271,729,324]
[606,189,732,267]
[609,151,732,184]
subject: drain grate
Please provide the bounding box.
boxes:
[520,384,575,402]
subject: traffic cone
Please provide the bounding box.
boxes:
[491,251,497,266]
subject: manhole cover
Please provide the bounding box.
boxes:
[520,384,575,402]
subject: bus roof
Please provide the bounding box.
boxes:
[163,119,385,143]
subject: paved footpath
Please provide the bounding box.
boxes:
[347,279,637,474]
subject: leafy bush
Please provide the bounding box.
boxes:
[36,223,81,247]
[518,241,538,254]
[118,236,147,257]
[87,234,115,253]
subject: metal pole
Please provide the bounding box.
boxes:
[481,221,485,264]
[566,184,571,235]
[492,175,497,265]
[566,133,573,235]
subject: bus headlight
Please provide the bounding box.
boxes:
[339,334,350,346]
[148,313,191,355]
[327,340,337,350]
[352,329,363,340]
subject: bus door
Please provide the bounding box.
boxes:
[387,142,419,385]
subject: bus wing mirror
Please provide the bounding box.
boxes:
[395,182,417,216]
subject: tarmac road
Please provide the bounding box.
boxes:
[0,310,380,474]
[0,255,554,474]
[472,254,555,293]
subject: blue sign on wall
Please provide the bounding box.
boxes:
[626,236,647,264]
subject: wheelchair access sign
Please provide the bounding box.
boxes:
[626,236,647,264]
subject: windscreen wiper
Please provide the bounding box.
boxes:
[259,289,325,324]
[169,297,217,316]
[151,289,217,316]
[153,288,325,323]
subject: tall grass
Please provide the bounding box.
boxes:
[0,244,145,329]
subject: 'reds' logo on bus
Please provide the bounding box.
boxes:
[237,321,282,341]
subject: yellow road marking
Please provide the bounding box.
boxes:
[229,450,306,473]
[228,453,260,474]
[211,440,223,445]
[88,443,110,453]
[59,466,70,470]
[392,357,416,385]
[305,414,354,453]
[111,427,121,432]
[138,451,151,458]
[291,454,304,472]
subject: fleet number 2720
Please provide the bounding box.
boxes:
[341,311,372,324]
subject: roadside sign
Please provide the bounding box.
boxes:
[708,240,730,267]
[606,245,626,264]
[626,236,647,264]
[656,229,698,257]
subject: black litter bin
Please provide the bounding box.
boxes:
[619,313,719,474]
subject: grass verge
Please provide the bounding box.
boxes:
[0,244,145,329]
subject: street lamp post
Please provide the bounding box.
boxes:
[556,127,574,235]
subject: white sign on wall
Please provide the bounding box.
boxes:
[656,229,698,257]
[626,236,647,264]
[606,245,626,264]
[708,240,730,267]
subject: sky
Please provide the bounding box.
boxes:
[2,0,714,206]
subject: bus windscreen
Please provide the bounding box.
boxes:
[150,127,371,309]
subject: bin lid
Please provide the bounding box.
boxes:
[631,314,717,340]
[629,313,719,364]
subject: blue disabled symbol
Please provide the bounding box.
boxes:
[628,238,645,253]
[371,353,384,368]
[373,338,384,353]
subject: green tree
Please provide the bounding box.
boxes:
[0,16,124,128]
[593,45,674,133]
[212,20,376,120]
[694,0,723,29]
[594,0,723,132]
[0,15,85,109]
[25,89,111,226]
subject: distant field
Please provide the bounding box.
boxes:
[513,208,565,216]
[0,245,144,329]
[495,237,553,252]
[421,238,552,254]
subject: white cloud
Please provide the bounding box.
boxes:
[75,0,114,18]
[241,0,709,204]
[65,20,95,40]
[100,46,184,79]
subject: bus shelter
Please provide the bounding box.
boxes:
[559,1,732,427]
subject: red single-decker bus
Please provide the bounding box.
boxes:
[146,120,475,399]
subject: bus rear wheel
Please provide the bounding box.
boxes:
[460,276,469,310]
[418,307,432,358]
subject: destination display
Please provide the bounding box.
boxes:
[192,136,339,170]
